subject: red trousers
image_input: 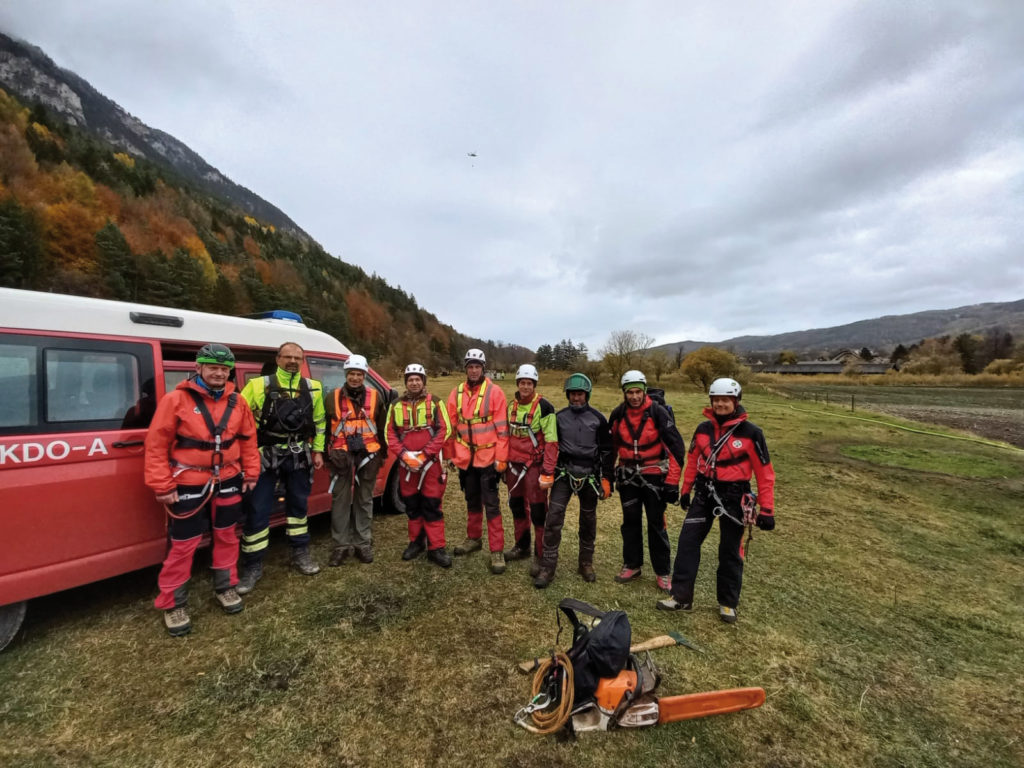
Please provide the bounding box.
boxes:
[399,459,448,549]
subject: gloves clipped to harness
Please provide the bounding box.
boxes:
[494,460,508,473]
[661,484,679,505]
[756,509,775,531]
[678,492,690,510]
[600,478,612,500]
[538,474,554,489]
[401,451,427,471]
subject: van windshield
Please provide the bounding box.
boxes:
[307,356,391,399]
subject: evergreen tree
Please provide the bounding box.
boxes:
[0,198,42,288]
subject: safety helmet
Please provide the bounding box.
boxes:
[708,377,742,399]
[464,348,486,366]
[404,363,427,380]
[196,343,235,368]
[564,372,592,401]
[345,354,369,372]
[515,364,539,383]
[620,369,647,391]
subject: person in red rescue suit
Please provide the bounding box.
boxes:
[385,363,454,568]
[446,348,510,575]
[325,354,389,566]
[143,343,260,637]
[608,370,687,593]
[502,364,558,576]
[658,377,776,624]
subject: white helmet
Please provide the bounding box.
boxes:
[515,364,539,382]
[344,354,369,372]
[464,348,486,366]
[620,370,647,390]
[709,377,741,399]
[404,363,427,380]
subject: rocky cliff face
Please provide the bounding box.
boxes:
[0,31,307,237]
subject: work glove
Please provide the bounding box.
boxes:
[401,451,426,470]
[756,510,775,531]
[600,478,612,500]
[494,460,508,473]
[678,492,690,510]
[661,484,679,505]
[538,474,554,489]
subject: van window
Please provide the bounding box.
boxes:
[0,343,36,428]
[307,357,348,391]
[0,334,156,435]
[45,349,140,423]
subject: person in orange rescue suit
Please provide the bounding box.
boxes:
[237,342,326,595]
[533,373,614,589]
[658,377,776,624]
[144,343,260,637]
[385,363,454,568]
[608,370,687,593]
[325,354,389,566]
[446,348,510,574]
[502,364,558,577]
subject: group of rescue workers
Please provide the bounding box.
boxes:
[144,342,775,637]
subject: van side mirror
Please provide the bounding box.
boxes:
[388,387,400,404]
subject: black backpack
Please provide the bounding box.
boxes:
[646,387,674,423]
[558,598,632,704]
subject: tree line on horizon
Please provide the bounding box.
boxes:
[0,88,530,376]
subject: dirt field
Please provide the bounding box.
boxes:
[760,383,1024,448]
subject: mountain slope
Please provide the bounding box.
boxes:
[653,298,1024,359]
[0,31,305,238]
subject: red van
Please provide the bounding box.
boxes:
[0,288,399,650]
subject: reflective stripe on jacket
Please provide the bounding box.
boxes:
[144,379,260,494]
[385,393,452,455]
[240,368,326,452]
[331,387,381,453]
[446,378,509,469]
[507,393,558,473]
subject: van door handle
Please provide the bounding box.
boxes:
[112,440,145,448]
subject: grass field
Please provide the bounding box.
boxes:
[1,383,1022,767]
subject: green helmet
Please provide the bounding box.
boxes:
[564,372,592,401]
[196,343,235,368]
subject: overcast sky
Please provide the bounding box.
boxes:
[2,1,1022,351]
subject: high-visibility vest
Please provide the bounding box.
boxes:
[508,394,542,448]
[332,388,380,452]
[454,379,498,451]
[391,394,437,435]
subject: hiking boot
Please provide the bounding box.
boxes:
[614,565,642,583]
[236,563,263,595]
[402,539,427,561]
[719,605,738,624]
[328,547,352,567]
[215,587,244,614]
[578,562,597,583]
[291,547,321,576]
[164,606,191,637]
[656,597,692,612]
[453,538,482,556]
[656,574,672,593]
[355,545,374,564]
[503,544,530,561]
[427,547,453,568]
[528,557,542,578]
[533,569,554,589]
[490,551,506,575]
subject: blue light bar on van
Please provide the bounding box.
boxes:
[246,310,304,324]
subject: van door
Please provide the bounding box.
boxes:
[0,333,162,607]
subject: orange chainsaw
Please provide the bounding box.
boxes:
[515,652,765,734]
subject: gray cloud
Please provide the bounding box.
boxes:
[1,0,1021,351]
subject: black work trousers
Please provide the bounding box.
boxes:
[540,475,597,573]
[618,481,672,575]
[669,492,745,608]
